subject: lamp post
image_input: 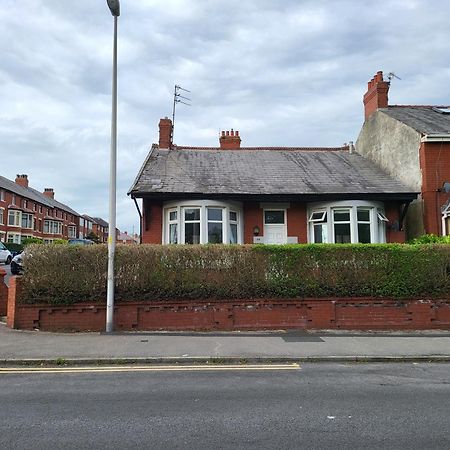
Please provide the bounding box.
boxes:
[106,0,120,333]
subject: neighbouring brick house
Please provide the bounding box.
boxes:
[129,118,417,245]
[92,217,109,243]
[0,174,80,243]
[356,71,450,238]
[117,231,138,244]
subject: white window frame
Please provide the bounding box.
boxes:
[307,200,388,244]
[0,190,4,202]
[162,200,243,245]
[308,209,328,243]
[7,232,21,244]
[0,208,4,225]
[68,225,77,239]
[21,213,34,229]
[8,209,21,227]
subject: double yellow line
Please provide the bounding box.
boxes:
[0,363,300,375]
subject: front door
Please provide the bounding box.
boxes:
[264,210,287,244]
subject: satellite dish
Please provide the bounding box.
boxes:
[443,182,450,193]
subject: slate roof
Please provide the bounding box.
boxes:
[381,106,450,135]
[0,175,80,216]
[129,145,416,198]
[93,217,109,228]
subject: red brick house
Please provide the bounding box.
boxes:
[0,174,80,244]
[356,71,450,238]
[129,118,417,245]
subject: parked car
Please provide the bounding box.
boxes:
[68,239,95,246]
[10,252,24,275]
[0,242,12,265]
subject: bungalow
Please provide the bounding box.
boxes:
[129,118,417,245]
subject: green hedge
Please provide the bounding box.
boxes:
[19,244,450,305]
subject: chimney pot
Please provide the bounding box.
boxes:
[43,188,55,199]
[219,129,242,150]
[15,174,29,188]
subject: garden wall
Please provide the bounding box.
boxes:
[0,268,7,316]
[6,277,450,331]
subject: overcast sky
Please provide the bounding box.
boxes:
[1,0,449,233]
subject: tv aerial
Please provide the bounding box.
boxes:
[171,85,191,147]
[387,72,401,81]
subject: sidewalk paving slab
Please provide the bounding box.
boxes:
[2,322,450,365]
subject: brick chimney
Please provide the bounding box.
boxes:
[158,117,173,149]
[219,129,241,149]
[363,71,390,120]
[15,174,29,188]
[43,188,54,199]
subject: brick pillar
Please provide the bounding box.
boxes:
[6,276,21,329]
[0,268,7,316]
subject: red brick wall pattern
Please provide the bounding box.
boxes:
[6,278,450,331]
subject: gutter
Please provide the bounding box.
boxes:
[421,134,450,142]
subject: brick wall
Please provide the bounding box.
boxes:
[287,203,308,243]
[6,277,450,331]
[142,200,163,244]
[420,142,450,235]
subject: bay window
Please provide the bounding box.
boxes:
[164,200,242,245]
[308,201,387,244]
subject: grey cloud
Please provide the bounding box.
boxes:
[1,0,450,232]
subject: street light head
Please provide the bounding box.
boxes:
[107,0,120,16]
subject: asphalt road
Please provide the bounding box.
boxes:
[0,363,449,449]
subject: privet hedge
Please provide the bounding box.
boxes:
[20,244,450,305]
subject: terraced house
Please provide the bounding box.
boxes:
[0,174,80,244]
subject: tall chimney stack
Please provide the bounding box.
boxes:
[43,188,55,199]
[363,71,390,120]
[158,117,173,149]
[15,174,29,188]
[219,129,241,149]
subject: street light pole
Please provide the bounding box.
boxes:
[106,0,120,333]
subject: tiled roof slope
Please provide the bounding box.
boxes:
[381,106,450,134]
[0,175,80,216]
[129,146,416,196]
[93,217,109,227]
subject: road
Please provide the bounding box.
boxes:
[0,363,449,449]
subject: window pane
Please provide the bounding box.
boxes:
[207,208,222,221]
[333,210,350,222]
[184,208,200,221]
[229,211,237,222]
[169,224,178,244]
[358,223,371,243]
[264,210,284,224]
[314,224,328,243]
[334,223,351,243]
[357,209,370,222]
[229,223,238,244]
[208,223,223,244]
[310,211,326,222]
[169,211,177,221]
[185,223,200,244]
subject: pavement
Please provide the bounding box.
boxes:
[1,320,450,365]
